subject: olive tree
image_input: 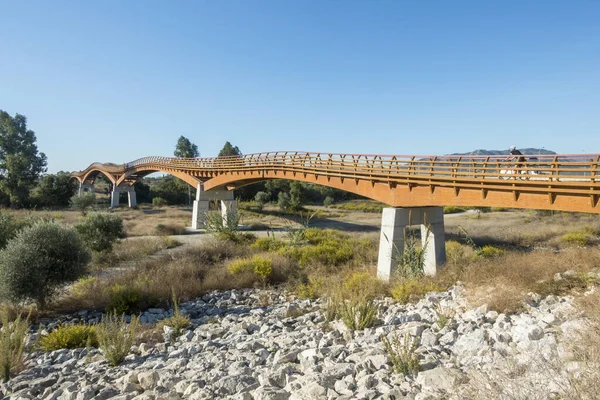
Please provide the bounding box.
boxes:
[0,221,90,308]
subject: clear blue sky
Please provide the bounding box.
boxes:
[1,1,599,173]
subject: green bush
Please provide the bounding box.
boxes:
[296,277,324,299]
[39,324,98,351]
[228,255,273,278]
[251,237,286,251]
[96,313,139,366]
[0,212,19,250]
[285,241,354,267]
[278,192,291,211]
[70,193,96,216]
[152,197,168,207]
[254,191,270,211]
[562,230,595,247]
[323,196,334,208]
[0,221,90,308]
[106,283,142,314]
[76,213,126,253]
[476,245,504,258]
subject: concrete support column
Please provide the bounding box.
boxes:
[126,187,137,208]
[192,200,210,229]
[110,187,121,208]
[377,206,446,281]
[191,183,236,230]
[221,200,238,225]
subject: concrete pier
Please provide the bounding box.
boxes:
[377,206,446,281]
[192,183,236,229]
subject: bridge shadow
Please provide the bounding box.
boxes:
[308,219,379,232]
[445,231,527,250]
[140,209,167,215]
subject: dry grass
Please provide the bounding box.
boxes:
[438,247,600,313]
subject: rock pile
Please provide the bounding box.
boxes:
[0,281,591,400]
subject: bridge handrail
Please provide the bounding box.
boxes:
[74,152,600,188]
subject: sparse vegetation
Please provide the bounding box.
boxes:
[160,291,191,340]
[96,313,140,367]
[382,332,421,376]
[0,308,29,382]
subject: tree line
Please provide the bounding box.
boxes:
[1,110,361,209]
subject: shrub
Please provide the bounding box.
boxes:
[155,223,186,236]
[390,279,445,304]
[296,277,324,299]
[39,324,98,351]
[394,232,426,279]
[343,271,385,301]
[562,231,594,247]
[96,313,140,366]
[76,213,126,252]
[228,255,273,281]
[0,308,29,382]
[285,242,354,267]
[382,332,420,376]
[323,196,334,208]
[152,197,168,207]
[205,210,241,241]
[476,245,504,258]
[160,292,191,340]
[254,192,271,211]
[106,283,142,314]
[0,221,90,308]
[339,298,378,330]
[252,237,286,252]
[70,193,96,216]
[445,240,469,268]
[0,212,19,250]
[278,192,291,211]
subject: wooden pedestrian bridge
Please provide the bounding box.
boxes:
[72,152,600,214]
[72,151,600,280]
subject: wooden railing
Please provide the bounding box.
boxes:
[123,152,600,184]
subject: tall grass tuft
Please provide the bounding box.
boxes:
[161,290,191,340]
[205,209,241,241]
[96,313,140,366]
[0,308,29,382]
[339,298,378,330]
[382,332,421,376]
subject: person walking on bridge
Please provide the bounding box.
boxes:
[507,145,526,173]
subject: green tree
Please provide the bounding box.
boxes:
[75,213,126,252]
[174,136,199,205]
[218,141,241,157]
[174,136,199,158]
[289,181,305,211]
[30,172,77,207]
[0,111,47,207]
[0,221,90,308]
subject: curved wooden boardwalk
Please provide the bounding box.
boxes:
[72,152,600,214]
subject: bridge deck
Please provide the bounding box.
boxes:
[72,152,600,213]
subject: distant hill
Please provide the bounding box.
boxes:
[450,148,557,156]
